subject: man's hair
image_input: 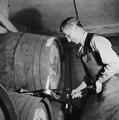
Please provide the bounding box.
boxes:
[60,17,82,33]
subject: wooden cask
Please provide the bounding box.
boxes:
[0,32,64,91]
[8,92,64,120]
[0,84,17,120]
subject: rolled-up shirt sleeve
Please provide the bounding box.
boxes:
[90,35,119,83]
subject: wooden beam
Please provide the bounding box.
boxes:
[0,12,19,32]
[0,0,9,18]
[57,23,119,37]
[85,23,119,37]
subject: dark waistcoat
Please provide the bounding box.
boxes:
[77,33,105,85]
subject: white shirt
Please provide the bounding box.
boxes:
[80,33,119,83]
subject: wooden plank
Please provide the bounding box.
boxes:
[0,0,9,18]
[85,23,119,37]
[0,12,19,32]
[57,23,119,37]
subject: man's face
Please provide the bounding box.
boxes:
[63,25,77,43]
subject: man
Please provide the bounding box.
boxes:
[60,17,119,119]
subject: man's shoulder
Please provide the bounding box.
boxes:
[92,33,105,39]
[90,33,112,47]
[91,34,110,43]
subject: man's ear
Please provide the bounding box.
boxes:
[71,24,78,31]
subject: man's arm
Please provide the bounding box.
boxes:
[91,35,119,93]
[91,35,119,83]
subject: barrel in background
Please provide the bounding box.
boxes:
[0,32,64,91]
[9,92,52,120]
[0,84,17,120]
[8,92,64,120]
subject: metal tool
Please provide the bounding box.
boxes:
[16,88,71,103]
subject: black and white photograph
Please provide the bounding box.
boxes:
[0,0,119,120]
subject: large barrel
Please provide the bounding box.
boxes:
[51,101,64,120]
[0,32,64,91]
[8,92,64,120]
[0,84,17,120]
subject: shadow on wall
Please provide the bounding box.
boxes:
[10,8,61,36]
[10,8,44,33]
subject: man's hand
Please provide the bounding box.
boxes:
[95,80,103,93]
[71,81,87,99]
[71,86,82,99]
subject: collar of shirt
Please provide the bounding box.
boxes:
[80,32,88,47]
[77,32,88,55]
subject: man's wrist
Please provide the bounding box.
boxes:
[81,81,87,88]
